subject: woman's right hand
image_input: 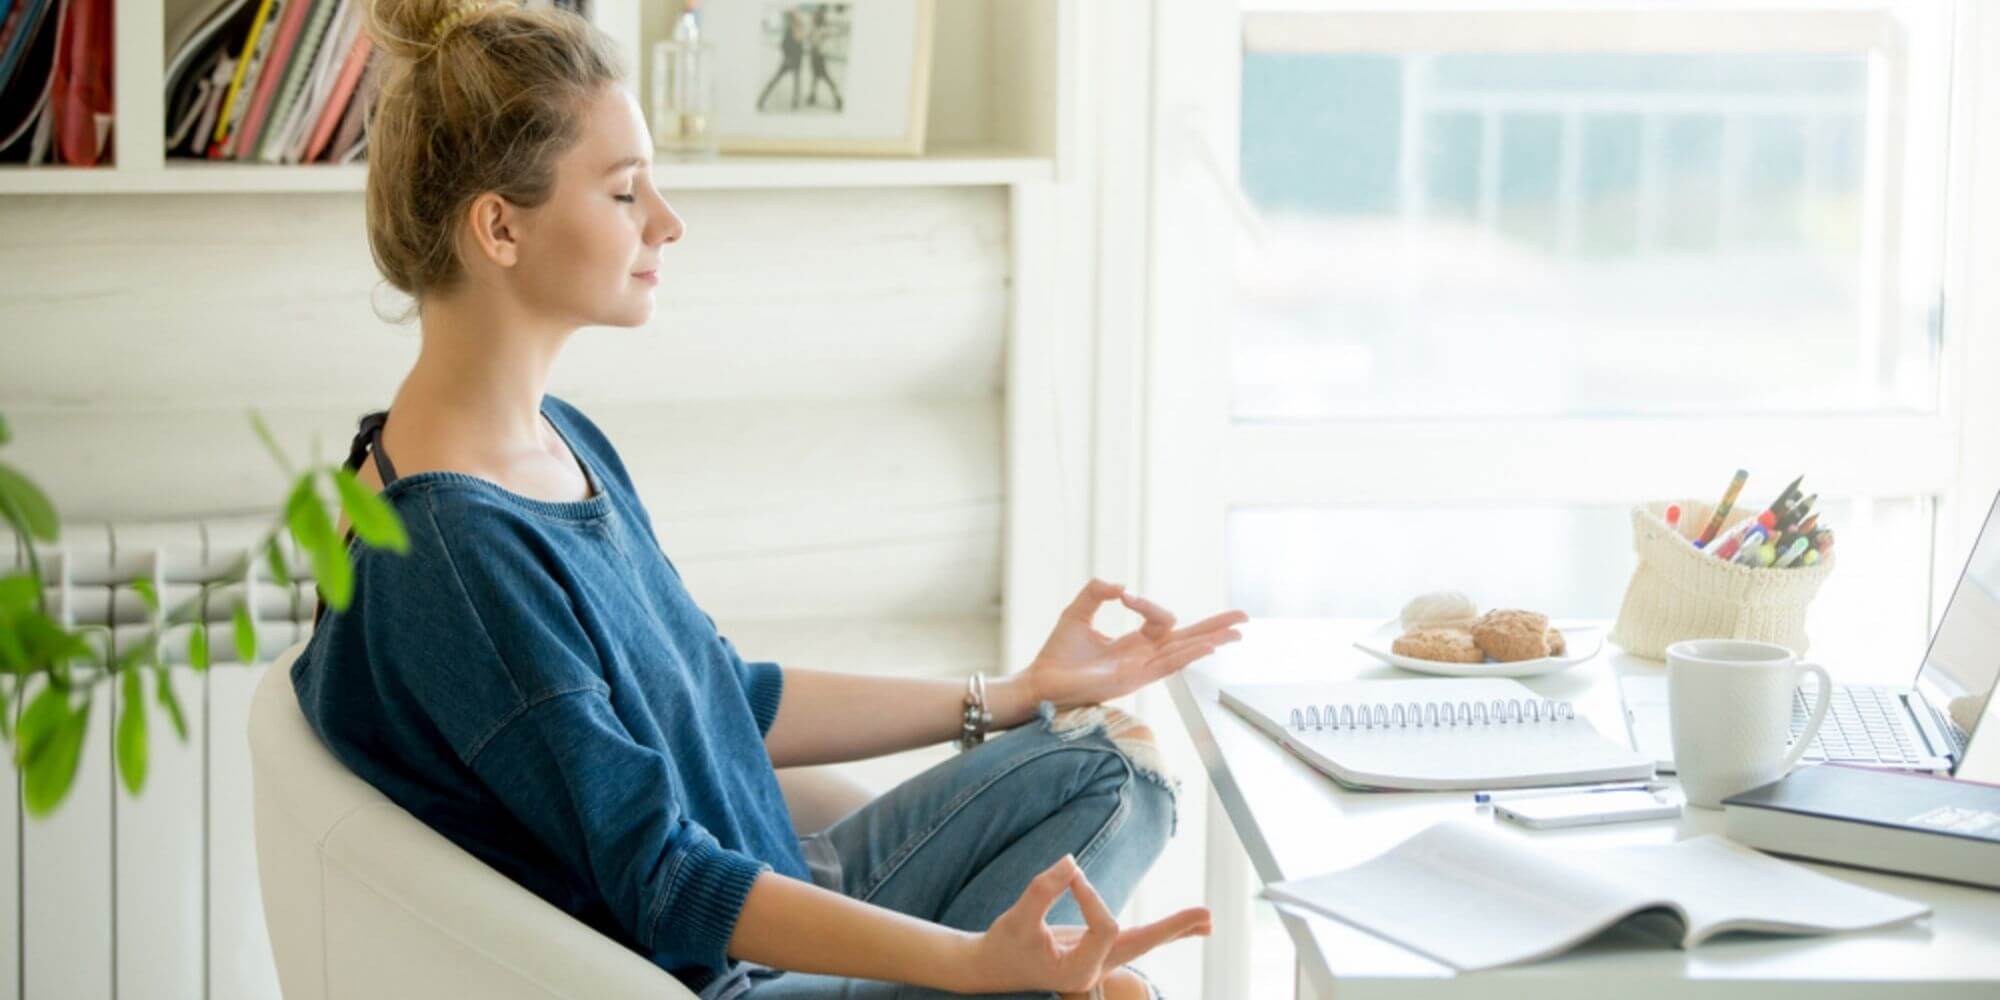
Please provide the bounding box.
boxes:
[957,855,1212,996]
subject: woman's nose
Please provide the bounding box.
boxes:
[646,189,685,246]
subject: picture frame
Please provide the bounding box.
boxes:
[703,0,935,156]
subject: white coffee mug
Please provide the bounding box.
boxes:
[1667,638,1832,809]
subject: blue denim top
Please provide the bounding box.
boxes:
[292,395,805,994]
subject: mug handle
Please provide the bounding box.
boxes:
[1779,661,1834,773]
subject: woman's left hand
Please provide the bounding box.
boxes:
[1021,579,1248,710]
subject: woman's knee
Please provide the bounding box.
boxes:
[1041,703,1181,840]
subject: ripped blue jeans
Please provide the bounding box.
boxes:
[706,700,1181,1000]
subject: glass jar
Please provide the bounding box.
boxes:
[650,38,719,157]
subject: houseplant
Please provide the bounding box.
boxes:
[0,411,408,816]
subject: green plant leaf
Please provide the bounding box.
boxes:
[130,577,159,614]
[0,625,26,674]
[116,668,147,796]
[187,623,209,672]
[0,463,58,542]
[155,668,188,742]
[232,604,256,664]
[14,684,67,766]
[333,467,410,553]
[0,573,35,613]
[263,536,291,586]
[114,630,156,671]
[248,410,295,479]
[25,699,89,817]
[0,413,10,447]
[17,612,92,670]
[288,475,352,609]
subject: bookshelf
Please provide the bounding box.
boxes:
[0,0,1071,194]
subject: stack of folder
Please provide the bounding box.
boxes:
[0,0,114,165]
[166,0,377,164]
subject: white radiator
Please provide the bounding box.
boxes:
[3,515,313,1000]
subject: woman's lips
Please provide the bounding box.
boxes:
[633,269,658,284]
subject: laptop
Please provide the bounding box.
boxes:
[1622,488,2000,776]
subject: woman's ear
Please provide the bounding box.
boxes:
[464,192,521,269]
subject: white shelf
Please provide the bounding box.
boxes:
[650,146,1053,189]
[0,163,368,194]
[0,145,1051,195]
[2,0,1069,195]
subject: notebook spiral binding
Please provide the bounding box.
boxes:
[1287,697,1577,732]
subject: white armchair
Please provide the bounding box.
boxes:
[249,641,876,1000]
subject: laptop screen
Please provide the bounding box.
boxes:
[1913,490,2000,770]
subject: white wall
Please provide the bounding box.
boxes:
[3,186,1008,690]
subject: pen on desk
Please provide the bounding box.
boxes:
[1695,470,1749,546]
[1472,781,1669,804]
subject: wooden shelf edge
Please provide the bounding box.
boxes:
[0,148,1054,195]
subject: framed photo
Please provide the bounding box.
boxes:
[705,1,935,155]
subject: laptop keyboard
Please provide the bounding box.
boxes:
[1793,684,1922,765]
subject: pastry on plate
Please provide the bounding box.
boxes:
[1399,590,1479,632]
[1392,626,1485,664]
[1470,609,1552,662]
[1546,627,1566,657]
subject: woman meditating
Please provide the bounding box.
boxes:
[293,3,1247,998]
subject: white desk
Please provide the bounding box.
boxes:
[1168,618,2000,1000]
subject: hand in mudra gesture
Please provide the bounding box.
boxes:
[1023,579,1248,709]
[962,854,1210,996]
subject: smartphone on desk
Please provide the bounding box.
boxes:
[1494,789,1682,829]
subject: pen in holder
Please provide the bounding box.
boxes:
[1609,500,1836,660]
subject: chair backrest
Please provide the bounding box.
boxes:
[248,641,693,1000]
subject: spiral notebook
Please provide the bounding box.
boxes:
[1220,678,1655,791]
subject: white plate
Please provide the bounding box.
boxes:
[1352,618,1604,678]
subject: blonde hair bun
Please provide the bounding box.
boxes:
[361,0,623,311]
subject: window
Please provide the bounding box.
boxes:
[1140,3,1988,997]
[1231,6,1953,420]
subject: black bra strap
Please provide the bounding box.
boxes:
[316,409,395,627]
[345,410,398,485]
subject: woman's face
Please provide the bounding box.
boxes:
[506,84,683,329]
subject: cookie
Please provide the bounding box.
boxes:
[1546,627,1566,657]
[1471,609,1552,662]
[1392,627,1485,663]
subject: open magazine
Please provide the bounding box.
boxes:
[1263,820,1931,971]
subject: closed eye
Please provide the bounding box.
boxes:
[614,192,637,203]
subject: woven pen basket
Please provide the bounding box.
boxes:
[1608,499,1836,660]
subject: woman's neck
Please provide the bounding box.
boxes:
[391,294,574,448]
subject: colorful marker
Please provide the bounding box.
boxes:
[1775,493,1817,534]
[1696,470,1750,547]
[1717,525,1763,561]
[1773,537,1811,568]
[1752,475,1805,533]
[1665,504,1681,530]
